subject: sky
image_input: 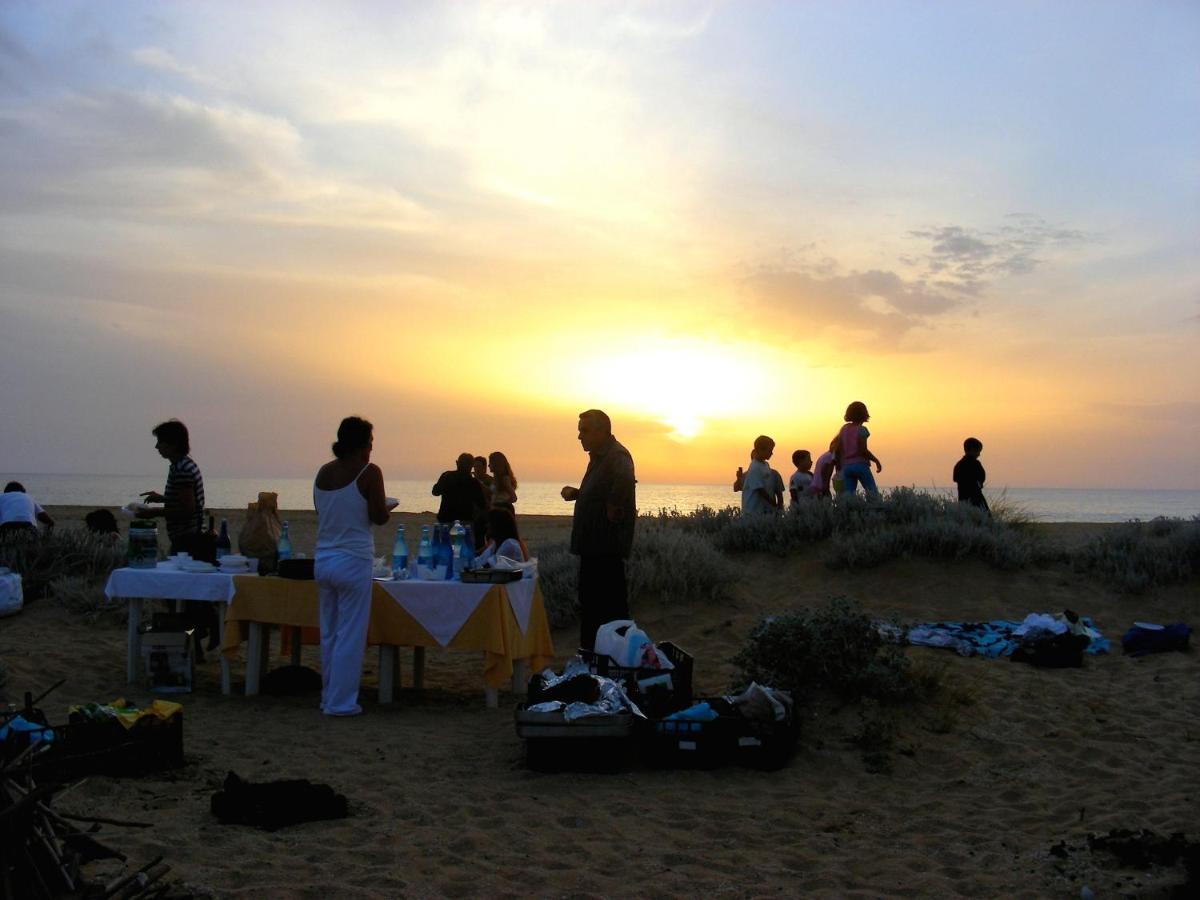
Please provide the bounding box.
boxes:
[1,0,1197,489]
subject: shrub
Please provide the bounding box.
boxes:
[535,523,738,630]
[535,543,579,630]
[49,574,119,621]
[730,597,914,702]
[1072,517,1200,592]
[655,488,1037,570]
[0,528,125,602]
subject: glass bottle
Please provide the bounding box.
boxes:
[216,518,232,559]
[277,521,293,562]
[391,525,408,580]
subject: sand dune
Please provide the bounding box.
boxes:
[1,509,1196,897]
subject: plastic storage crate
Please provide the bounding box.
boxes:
[645,699,798,771]
[515,703,640,772]
[578,641,693,718]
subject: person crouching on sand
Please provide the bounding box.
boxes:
[313,416,397,717]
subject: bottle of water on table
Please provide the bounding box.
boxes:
[277,521,293,562]
[391,524,408,580]
[417,525,432,579]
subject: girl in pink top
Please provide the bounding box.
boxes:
[836,401,882,497]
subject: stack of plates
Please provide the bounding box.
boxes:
[219,555,251,574]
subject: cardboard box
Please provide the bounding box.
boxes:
[142,629,194,693]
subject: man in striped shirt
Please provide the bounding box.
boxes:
[140,419,206,555]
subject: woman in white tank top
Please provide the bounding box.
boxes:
[312,416,396,716]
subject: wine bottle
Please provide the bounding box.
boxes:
[216,518,232,559]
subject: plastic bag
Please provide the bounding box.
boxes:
[236,492,282,564]
[594,619,651,667]
[0,567,22,618]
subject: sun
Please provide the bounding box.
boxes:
[575,338,767,440]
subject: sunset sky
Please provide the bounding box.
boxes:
[1,1,1197,489]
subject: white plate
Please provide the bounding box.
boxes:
[180,562,217,573]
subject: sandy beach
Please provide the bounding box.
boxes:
[2,507,1197,897]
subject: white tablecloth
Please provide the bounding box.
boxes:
[106,565,537,647]
[104,564,236,604]
[374,576,537,646]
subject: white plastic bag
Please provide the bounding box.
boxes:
[0,567,23,618]
[594,619,651,667]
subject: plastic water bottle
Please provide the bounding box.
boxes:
[277,521,293,562]
[429,526,444,579]
[417,526,432,578]
[461,525,476,571]
[450,520,465,578]
[440,526,455,580]
[391,525,408,580]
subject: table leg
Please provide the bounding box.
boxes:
[378,645,399,704]
[290,627,302,666]
[217,603,231,696]
[412,646,425,690]
[126,598,143,683]
[511,659,528,696]
[485,685,499,709]
[245,623,263,696]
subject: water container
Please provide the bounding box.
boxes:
[593,620,651,667]
[127,520,159,569]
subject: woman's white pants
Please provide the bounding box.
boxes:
[315,553,372,715]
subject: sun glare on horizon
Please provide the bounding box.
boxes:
[574,339,771,442]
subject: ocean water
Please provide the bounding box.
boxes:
[8,474,1199,523]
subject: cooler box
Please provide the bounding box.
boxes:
[142,629,194,693]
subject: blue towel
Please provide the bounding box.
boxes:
[907,618,1108,658]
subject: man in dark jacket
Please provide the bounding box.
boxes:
[561,409,636,650]
[432,452,487,524]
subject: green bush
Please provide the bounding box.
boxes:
[535,523,738,630]
[654,488,1037,570]
[1072,517,1200,592]
[535,543,579,630]
[730,597,914,702]
[0,528,125,602]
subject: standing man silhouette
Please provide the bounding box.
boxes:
[561,409,636,651]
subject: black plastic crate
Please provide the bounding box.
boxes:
[40,713,184,779]
[515,703,640,772]
[578,641,693,718]
[645,700,798,771]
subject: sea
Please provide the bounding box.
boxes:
[9,474,1199,524]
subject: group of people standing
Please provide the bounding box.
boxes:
[430,450,520,554]
[313,409,635,716]
[735,401,883,513]
[735,401,989,514]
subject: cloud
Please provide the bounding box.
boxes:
[616,5,714,40]
[131,46,219,88]
[741,215,1091,344]
[908,215,1090,295]
[743,264,957,343]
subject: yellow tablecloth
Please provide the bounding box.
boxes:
[221,577,555,688]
